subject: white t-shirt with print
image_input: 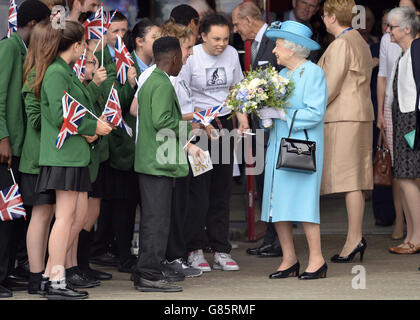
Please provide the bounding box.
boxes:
[178,44,244,117]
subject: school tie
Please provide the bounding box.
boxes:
[251,40,259,65]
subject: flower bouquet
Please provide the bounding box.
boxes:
[227,65,294,128]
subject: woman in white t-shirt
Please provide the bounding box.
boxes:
[178,14,249,272]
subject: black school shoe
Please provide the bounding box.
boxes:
[82,267,112,281]
[27,272,43,294]
[133,277,182,293]
[46,283,89,300]
[66,267,99,288]
[2,278,27,291]
[0,284,12,298]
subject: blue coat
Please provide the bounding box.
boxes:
[261,61,328,224]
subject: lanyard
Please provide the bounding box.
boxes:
[336,27,353,39]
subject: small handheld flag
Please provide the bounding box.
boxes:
[0,169,26,222]
[7,0,17,38]
[115,35,134,85]
[83,6,104,40]
[73,48,87,80]
[192,105,223,127]
[102,83,132,137]
[56,92,88,149]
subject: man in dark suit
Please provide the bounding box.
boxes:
[232,2,282,258]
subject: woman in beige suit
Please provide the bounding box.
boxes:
[318,0,375,262]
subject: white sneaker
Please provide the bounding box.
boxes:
[213,252,240,271]
[187,250,211,272]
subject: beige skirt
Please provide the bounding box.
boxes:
[321,121,373,195]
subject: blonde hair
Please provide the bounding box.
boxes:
[324,0,356,27]
[158,20,194,45]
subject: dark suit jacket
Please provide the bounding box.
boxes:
[412,38,420,148]
[251,33,281,72]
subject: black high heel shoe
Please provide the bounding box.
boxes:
[298,263,327,280]
[269,261,300,279]
[330,237,367,263]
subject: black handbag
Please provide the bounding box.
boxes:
[276,110,316,173]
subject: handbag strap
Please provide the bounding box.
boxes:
[377,129,389,150]
[288,110,309,140]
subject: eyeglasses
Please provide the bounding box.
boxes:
[386,24,400,31]
[86,60,96,66]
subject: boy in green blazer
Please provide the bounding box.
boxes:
[133,37,203,293]
[0,0,51,298]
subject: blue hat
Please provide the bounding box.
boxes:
[265,21,320,51]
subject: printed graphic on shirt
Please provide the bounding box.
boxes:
[206,67,227,87]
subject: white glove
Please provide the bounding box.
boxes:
[257,107,286,121]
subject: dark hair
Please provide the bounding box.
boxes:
[58,20,84,52]
[124,18,158,52]
[199,13,231,35]
[153,36,180,62]
[170,4,199,26]
[17,0,51,28]
[112,10,128,23]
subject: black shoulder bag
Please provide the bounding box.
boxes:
[276,110,316,173]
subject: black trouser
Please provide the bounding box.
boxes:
[91,200,116,257]
[0,157,22,283]
[185,116,234,254]
[135,174,173,281]
[91,165,139,263]
[165,170,191,262]
[251,114,280,247]
[110,199,137,264]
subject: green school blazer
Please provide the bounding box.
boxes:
[95,46,136,171]
[0,33,27,157]
[135,68,192,178]
[19,70,41,174]
[39,57,97,167]
[85,81,107,182]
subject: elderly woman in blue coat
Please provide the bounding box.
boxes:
[258,21,328,280]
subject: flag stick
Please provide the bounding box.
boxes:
[9,168,16,185]
[101,3,104,68]
[183,135,196,150]
[64,91,107,125]
[92,38,102,55]
[77,48,86,79]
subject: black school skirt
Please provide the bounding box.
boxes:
[20,173,55,206]
[35,166,92,193]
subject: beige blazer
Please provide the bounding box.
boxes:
[318,29,375,123]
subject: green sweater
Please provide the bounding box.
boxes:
[39,57,97,167]
[135,67,192,178]
[0,33,27,157]
[95,46,136,171]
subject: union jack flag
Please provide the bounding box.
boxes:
[73,48,87,80]
[115,35,134,85]
[56,92,87,149]
[192,105,223,126]
[84,7,117,40]
[102,83,132,137]
[83,6,104,40]
[7,0,17,38]
[0,183,26,222]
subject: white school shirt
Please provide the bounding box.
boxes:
[178,44,244,117]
